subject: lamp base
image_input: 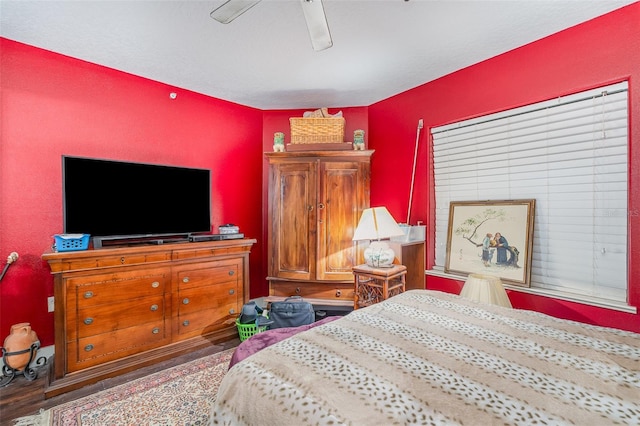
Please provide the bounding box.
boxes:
[364,241,396,268]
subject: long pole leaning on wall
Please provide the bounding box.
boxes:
[407,119,424,224]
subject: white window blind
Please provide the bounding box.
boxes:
[432,81,629,304]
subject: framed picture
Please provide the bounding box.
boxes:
[445,199,536,287]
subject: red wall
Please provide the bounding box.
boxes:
[0,39,264,346]
[2,3,639,348]
[369,3,640,332]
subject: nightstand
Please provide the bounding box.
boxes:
[353,264,407,309]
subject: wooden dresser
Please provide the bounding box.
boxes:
[265,150,372,307]
[42,238,255,397]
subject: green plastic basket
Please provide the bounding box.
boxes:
[236,317,268,342]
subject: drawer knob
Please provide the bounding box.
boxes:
[229,308,235,315]
[182,277,190,283]
[151,281,160,288]
[152,327,160,334]
[120,256,126,264]
[182,320,190,327]
[228,270,235,276]
[83,318,94,325]
[182,298,190,305]
[228,289,235,295]
[84,291,94,299]
[336,290,342,297]
[84,344,94,352]
[295,287,301,294]
[150,304,158,311]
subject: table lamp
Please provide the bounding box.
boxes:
[352,207,405,268]
[459,273,512,308]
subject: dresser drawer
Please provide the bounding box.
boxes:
[67,269,169,309]
[269,281,355,301]
[74,295,166,339]
[48,252,172,272]
[95,252,171,267]
[177,302,238,338]
[177,259,241,290]
[68,321,169,372]
[172,245,248,261]
[177,282,238,315]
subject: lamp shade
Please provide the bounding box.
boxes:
[460,274,512,308]
[353,207,404,268]
[352,207,404,241]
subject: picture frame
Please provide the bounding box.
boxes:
[445,199,536,287]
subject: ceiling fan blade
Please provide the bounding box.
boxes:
[210,0,262,24]
[300,0,333,51]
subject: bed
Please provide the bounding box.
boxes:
[210,290,640,425]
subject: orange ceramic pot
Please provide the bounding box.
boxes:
[3,323,39,370]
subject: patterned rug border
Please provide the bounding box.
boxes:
[15,348,234,426]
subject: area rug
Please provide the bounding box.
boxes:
[15,348,234,426]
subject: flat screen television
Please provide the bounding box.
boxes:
[63,156,211,247]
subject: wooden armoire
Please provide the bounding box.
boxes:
[265,150,373,307]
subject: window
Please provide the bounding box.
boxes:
[432,82,629,305]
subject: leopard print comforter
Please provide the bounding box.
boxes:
[210,290,640,425]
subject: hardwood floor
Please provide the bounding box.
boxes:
[0,339,239,425]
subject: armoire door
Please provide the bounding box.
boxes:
[269,161,316,281]
[316,161,368,281]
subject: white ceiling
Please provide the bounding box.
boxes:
[1,0,635,110]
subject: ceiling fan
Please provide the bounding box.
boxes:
[210,0,333,51]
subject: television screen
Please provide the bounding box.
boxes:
[63,156,211,244]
